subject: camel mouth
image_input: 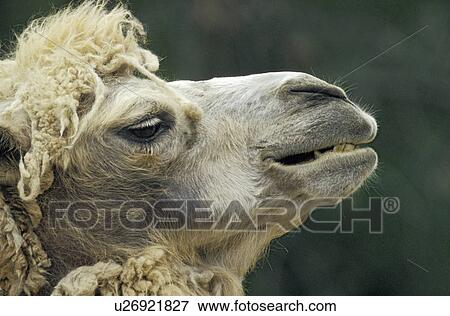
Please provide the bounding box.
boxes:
[273,143,363,166]
[266,146,378,199]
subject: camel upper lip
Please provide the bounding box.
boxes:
[263,114,378,166]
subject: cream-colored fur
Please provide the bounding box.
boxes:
[0,1,205,295]
[0,1,378,296]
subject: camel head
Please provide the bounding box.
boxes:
[0,2,377,295]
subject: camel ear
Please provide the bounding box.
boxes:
[0,105,30,186]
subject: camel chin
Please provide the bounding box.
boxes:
[266,145,378,202]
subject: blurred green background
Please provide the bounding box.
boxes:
[1,0,448,295]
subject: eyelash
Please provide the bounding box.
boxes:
[136,142,156,154]
[129,117,162,129]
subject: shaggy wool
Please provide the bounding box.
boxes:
[0,1,235,296]
[52,245,242,296]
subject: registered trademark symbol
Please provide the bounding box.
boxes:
[383,197,400,213]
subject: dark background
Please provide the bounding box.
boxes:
[1,0,448,295]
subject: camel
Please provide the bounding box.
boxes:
[0,2,378,295]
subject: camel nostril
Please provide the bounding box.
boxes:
[289,85,347,100]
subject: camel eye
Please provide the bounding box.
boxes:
[123,117,166,143]
[130,125,159,139]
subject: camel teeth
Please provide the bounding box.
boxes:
[333,143,355,153]
[333,144,345,152]
[344,144,355,151]
[314,150,321,158]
